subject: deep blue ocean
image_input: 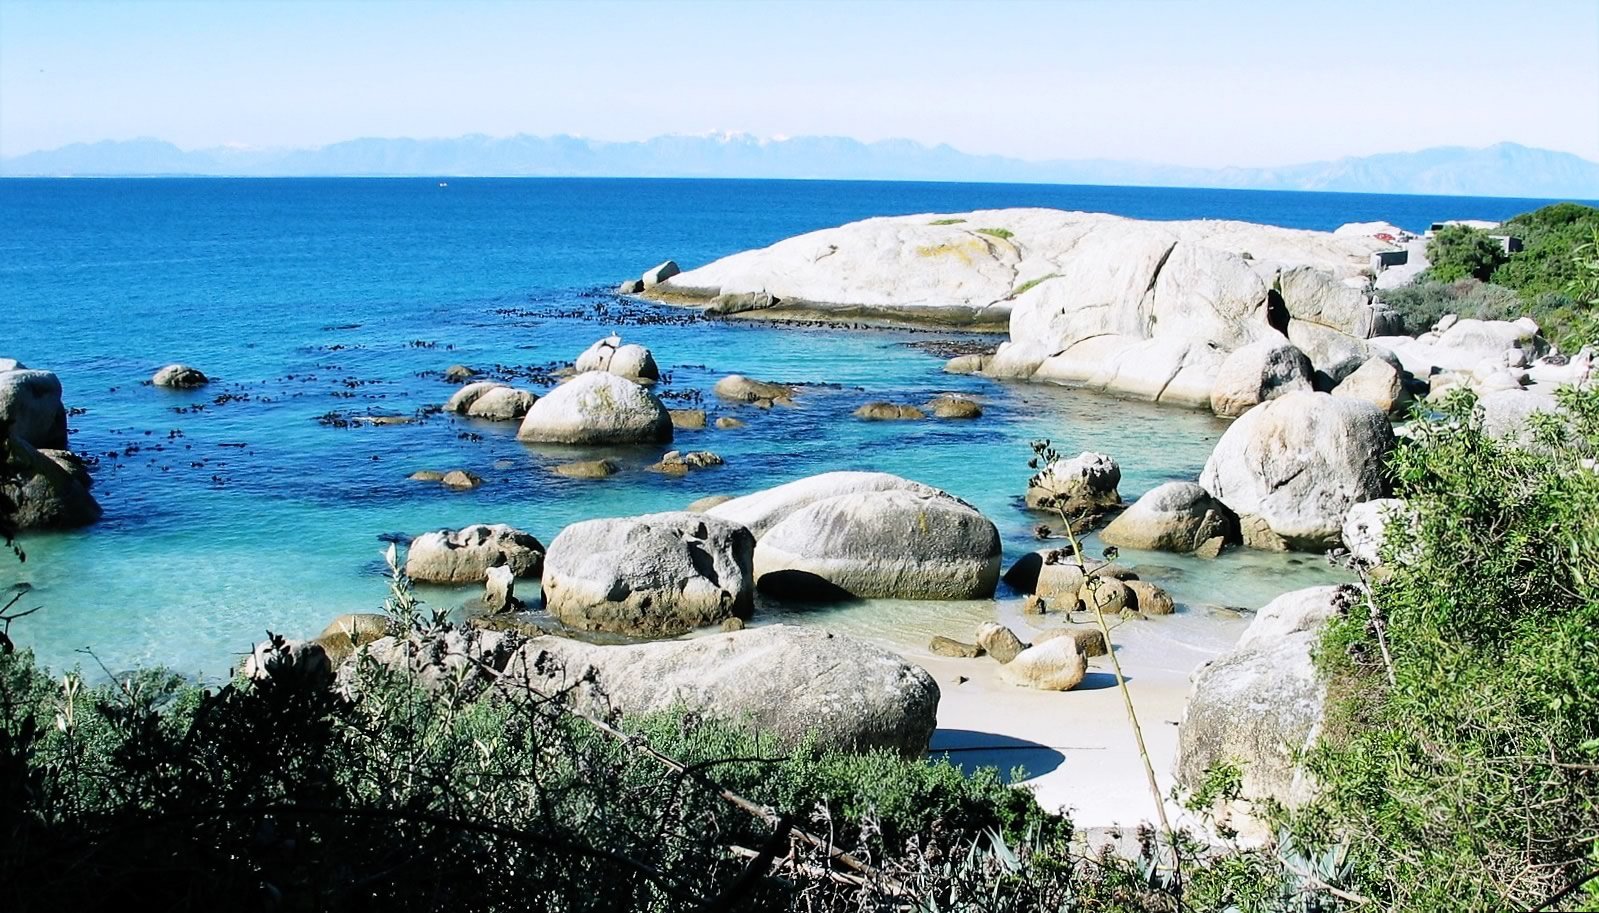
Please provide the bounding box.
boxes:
[0,178,1570,677]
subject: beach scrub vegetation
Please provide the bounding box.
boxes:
[1402,203,1599,348]
[1283,383,1599,911]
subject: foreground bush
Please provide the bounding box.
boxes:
[1295,385,1599,911]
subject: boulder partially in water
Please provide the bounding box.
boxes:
[405,524,545,584]
[445,382,537,420]
[712,374,795,406]
[574,335,660,383]
[1200,391,1393,550]
[1,436,101,530]
[516,372,672,445]
[0,366,68,450]
[1100,481,1238,555]
[1025,451,1121,518]
[854,402,924,421]
[501,625,940,756]
[151,363,209,388]
[541,511,755,636]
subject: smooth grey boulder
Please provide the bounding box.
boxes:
[0,367,68,450]
[1209,340,1314,418]
[1176,585,1352,838]
[1199,391,1394,550]
[1100,482,1238,554]
[445,382,537,420]
[1001,637,1087,691]
[1333,357,1410,416]
[1479,388,1562,443]
[540,511,755,636]
[706,470,942,538]
[574,335,660,382]
[501,624,940,756]
[405,524,545,584]
[712,374,794,405]
[1025,451,1121,517]
[151,364,209,388]
[754,487,1002,600]
[2,437,101,529]
[516,371,672,445]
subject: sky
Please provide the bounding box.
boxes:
[2,0,1597,167]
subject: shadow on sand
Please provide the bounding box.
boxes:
[925,729,1068,782]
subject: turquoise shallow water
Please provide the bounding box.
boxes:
[1,178,1553,677]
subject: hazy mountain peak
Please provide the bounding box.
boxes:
[4,133,1596,199]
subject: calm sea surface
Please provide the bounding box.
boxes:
[0,178,1567,677]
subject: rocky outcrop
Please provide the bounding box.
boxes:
[1100,482,1238,555]
[151,364,209,388]
[1209,340,1314,418]
[0,366,68,449]
[516,372,672,445]
[654,209,1395,405]
[1200,392,1394,550]
[750,486,1002,601]
[1176,585,1351,838]
[501,625,940,756]
[540,511,755,636]
[574,335,660,383]
[405,524,545,584]
[2,436,101,529]
[1025,452,1121,520]
[445,382,537,420]
[1333,356,1410,416]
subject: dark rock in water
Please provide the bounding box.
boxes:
[926,394,982,419]
[713,374,796,405]
[2,437,101,530]
[854,402,925,421]
[444,364,476,383]
[669,408,707,430]
[553,458,620,480]
[151,363,210,388]
[441,469,483,490]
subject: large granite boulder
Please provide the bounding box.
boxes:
[1025,451,1121,517]
[405,524,545,584]
[501,625,940,756]
[540,511,755,636]
[574,335,660,383]
[2,436,101,529]
[1176,585,1351,838]
[656,209,1393,405]
[1100,481,1238,554]
[0,366,68,450]
[1209,340,1314,418]
[1199,391,1394,550]
[516,371,672,445]
[753,487,1002,600]
[1333,357,1410,416]
[706,470,940,537]
[445,382,537,420]
[1001,637,1087,691]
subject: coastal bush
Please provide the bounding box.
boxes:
[1293,384,1599,911]
[1424,224,1507,282]
[1492,203,1599,301]
[976,227,1015,240]
[1378,277,1522,333]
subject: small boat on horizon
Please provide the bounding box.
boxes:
[438,181,448,188]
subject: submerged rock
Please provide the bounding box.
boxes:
[541,511,755,636]
[405,524,545,584]
[501,625,940,756]
[712,374,795,405]
[669,408,707,430]
[152,363,209,388]
[552,458,620,479]
[1199,391,1393,551]
[926,394,983,418]
[854,402,925,421]
[516,372,672,445]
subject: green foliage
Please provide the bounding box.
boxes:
[1298,385,1599,911]
[976,227,1015,240]
[1425,224,1507,282]
[1379,278,1522,333]
[1492,203,1599,301]
[928,218,967,225]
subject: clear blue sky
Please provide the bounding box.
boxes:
[2,0,1596,165]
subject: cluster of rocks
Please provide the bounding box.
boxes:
[445,382,538,421]
[245,615,941,757]
[1,360,100,530]
[854,393,983,421]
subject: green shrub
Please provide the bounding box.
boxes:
[1492,203,1599,301]
[1426,224,1507,282]
[1297,385,1599,912]
[976,227,1015,240]
[928,218,966,225]
[1380,278,1522,333]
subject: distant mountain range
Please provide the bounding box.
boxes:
[4,134,1597,199]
